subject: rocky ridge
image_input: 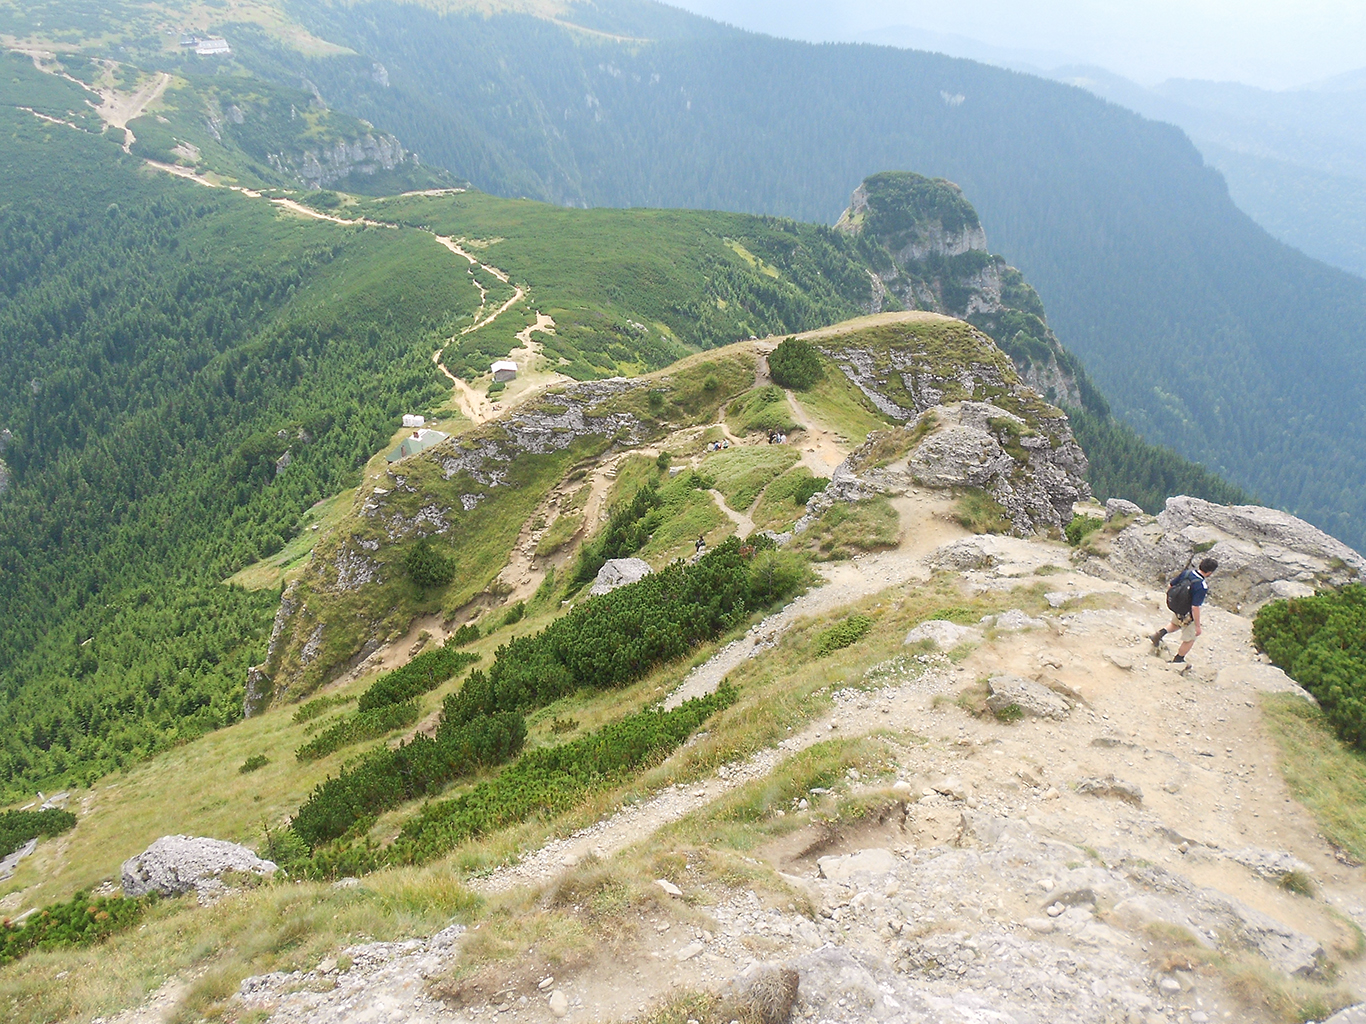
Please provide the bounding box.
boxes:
[215,486,1366,1024]
[796,330,1092,536]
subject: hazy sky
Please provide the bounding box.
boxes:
[666,0,1366,89]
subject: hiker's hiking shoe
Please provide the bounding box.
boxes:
[1149,629,1167,646]
[1172,655,1186,663]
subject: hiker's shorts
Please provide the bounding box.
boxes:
[1173,614,1197,642]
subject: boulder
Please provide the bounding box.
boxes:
[986,674,1071,720]
[1109,496,1366,611]
[589,557,653,596]
[1075,775,1143,805]
[1213,664,1316,703]
[1104,498,1144,521]
[817,847,898,881]
[1226,847,1313,885]
[121,835,277,898]
[903,620,982,650]
[985,609,1046,631]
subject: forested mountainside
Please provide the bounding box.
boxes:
[191,0,1366,551]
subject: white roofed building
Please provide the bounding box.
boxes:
[491,360,518,382]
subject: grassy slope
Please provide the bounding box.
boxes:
[356,191,873,379]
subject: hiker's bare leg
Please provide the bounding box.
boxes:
[1177,639,1195,658]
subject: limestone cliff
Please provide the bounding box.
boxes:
[836,171,1089,409]
[268,132,412,191]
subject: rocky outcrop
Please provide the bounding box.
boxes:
[589,557,653,595]
[903,620,981,650]
[1109,495,1366,610]
[269,133,410,190]
[798,401,1089,537]
[986,674,1072,720]
[834,172,1084,408]
[244,578,301,717]
[121,835,276,898]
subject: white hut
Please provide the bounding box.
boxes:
[402,414,426,428]
[195,37,231,55]
[491,360,518,383]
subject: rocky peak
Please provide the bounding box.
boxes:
[836,171,987,263]
[835,171,1087,409]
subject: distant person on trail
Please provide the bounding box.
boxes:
[1150,557,1219,663]
[695,534,706,554]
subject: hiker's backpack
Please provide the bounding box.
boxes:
[1166,571,1196,617]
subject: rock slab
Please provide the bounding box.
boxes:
[986,674,1071,720]
[121,835,277,898]
[903,620,982,650]
[590,557,653,596]
[817,847,898,881]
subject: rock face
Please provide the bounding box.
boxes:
[269,133,411,190]
[985,674,1072,720]
[798,402,1090,538]
[834,171,1084,407]
[590,557,653,596]
[1109,495,1366,610]
[121,835,277,898]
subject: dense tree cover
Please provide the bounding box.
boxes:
[1254,586,1366,749]
[0,807,75,859]
[0,108,468,795]
[245,3,1366,549]
[768,337,824,391]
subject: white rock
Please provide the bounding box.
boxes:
[991,609,1046,631]
[655,878,683,897]
[549,990,569,1017]
[985,675,1071,720]
[817,848,898,881]
[903,620,982,650]
[1226,847,1312,884]
[1023,917,1054,933]
[1102,648,1134,670]
[589,557,654,596]
[1104,498,1144,520]
[121,835,276,898]
[676,940,704,961]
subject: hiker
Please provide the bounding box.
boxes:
[1150,557,1219,663]
[695,534,706,554]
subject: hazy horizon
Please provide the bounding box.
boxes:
[665,0,1366,91]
